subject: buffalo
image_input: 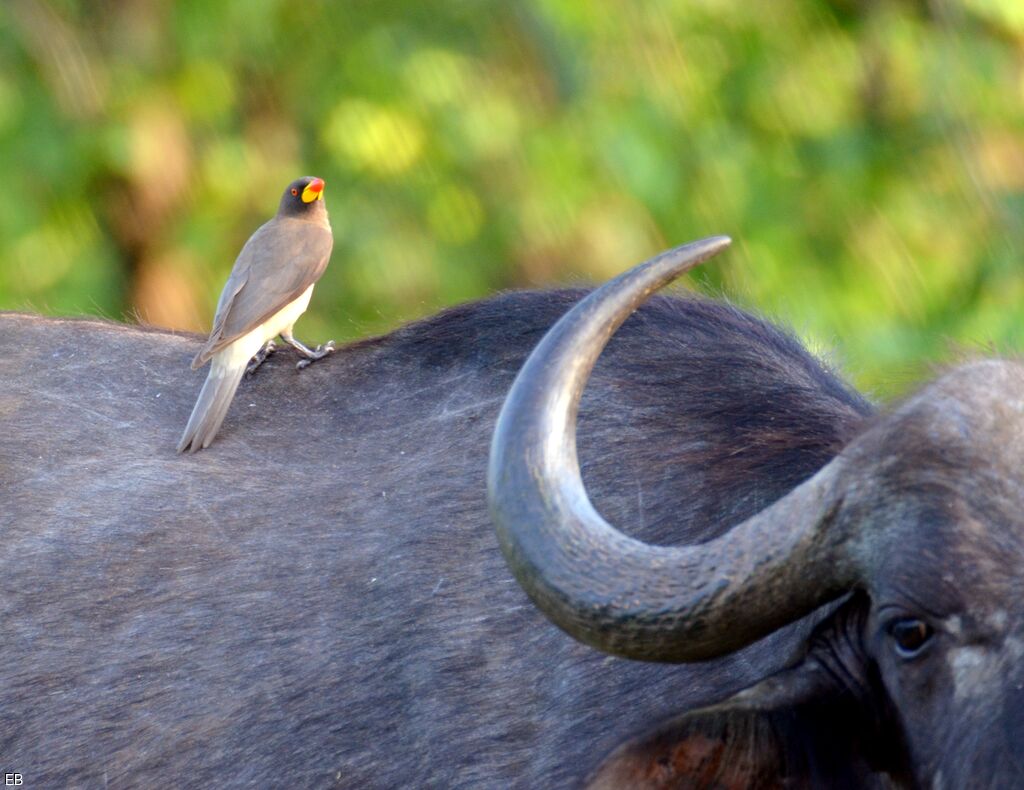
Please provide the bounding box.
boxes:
[490,237,1024,788]
[0,235,1016,786]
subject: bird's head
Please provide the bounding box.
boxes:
[278,176,326,218]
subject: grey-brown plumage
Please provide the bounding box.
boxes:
[178,176,334,453]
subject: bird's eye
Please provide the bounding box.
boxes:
[888,618,933,659]
[291,188,299,196]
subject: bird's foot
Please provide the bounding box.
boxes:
[296,340,336,370]
[282,333,336,370]
[246,340,277,377]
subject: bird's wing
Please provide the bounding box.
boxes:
[192,219,333,368]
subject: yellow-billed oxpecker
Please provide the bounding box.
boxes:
[178,176,334,453]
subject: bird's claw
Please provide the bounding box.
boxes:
[246,340,278,377]
[296,340,336,371]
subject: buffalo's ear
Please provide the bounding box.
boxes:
[587,595,911,789]
[586,708,787,789]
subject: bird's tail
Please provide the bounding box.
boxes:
[177,358,246,453]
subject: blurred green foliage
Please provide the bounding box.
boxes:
[1,0,1023,396]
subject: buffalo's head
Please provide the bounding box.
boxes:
[488,237,1024,788]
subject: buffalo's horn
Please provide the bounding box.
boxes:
[488,237,858,662]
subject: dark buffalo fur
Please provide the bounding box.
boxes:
[0,290,873,787]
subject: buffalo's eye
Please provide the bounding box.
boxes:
[888,618,933,658]
[291,187,299,196]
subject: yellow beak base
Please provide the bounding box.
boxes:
[301,181,324,203]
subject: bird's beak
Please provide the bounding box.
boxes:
[301,178,325,203]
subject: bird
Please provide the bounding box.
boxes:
[177,176,335,453]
